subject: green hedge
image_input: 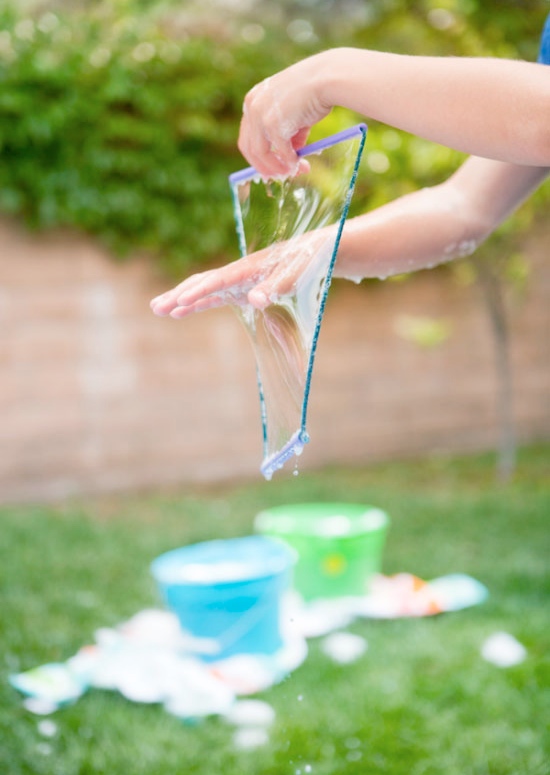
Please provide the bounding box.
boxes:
[0,1,547,276]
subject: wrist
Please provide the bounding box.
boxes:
[318,48,370,112]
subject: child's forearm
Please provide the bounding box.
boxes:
[320,48,550,167]
[334,156,549,280]
[334,187,480,280]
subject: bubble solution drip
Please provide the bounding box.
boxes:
[260,429,309,481]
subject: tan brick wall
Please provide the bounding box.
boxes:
[0,218,548,502]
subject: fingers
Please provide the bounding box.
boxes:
[239,76,310,179]
[238,52,333,179]
[169,294,227,318]
[248,264,299,309]
[150,284,191,316]
[150,257,262,318]
[247,235,327,308]
[238,120,299,180]
[175,262,251,307]
[150,269,217,315]
[291,128,312,154]
[248,264,295,308]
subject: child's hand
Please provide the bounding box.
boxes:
[150,231,333,319]
[238,53,332,179]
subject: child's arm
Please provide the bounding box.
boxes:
[150,158,548,318]
[333,156,549,280]
[239,50,550,179]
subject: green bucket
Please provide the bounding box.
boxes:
[254,503,389,601]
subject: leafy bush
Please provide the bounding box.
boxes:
[0,2,294,271]
[0,0,548,276]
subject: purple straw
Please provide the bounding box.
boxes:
[229,124,367,186]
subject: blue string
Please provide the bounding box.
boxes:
[299,126,367,435]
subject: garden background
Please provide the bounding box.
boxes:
[0,0,549,500]
[0,1,549,773]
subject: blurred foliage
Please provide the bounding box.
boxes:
[393,314,453,349]
[0,0,548,275]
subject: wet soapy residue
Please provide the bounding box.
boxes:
[237,236,333,480]
[229,126,366,479]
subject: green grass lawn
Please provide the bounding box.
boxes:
[1,446,549,775]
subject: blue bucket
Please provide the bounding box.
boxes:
[151,536,296,662]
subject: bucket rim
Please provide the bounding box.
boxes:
[254,502,389,537]
[151,535,296,586]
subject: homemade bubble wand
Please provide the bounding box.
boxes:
[229,124,367,479]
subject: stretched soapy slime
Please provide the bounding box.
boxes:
[229,125,367,479]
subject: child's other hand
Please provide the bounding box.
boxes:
[150,231,332,318]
